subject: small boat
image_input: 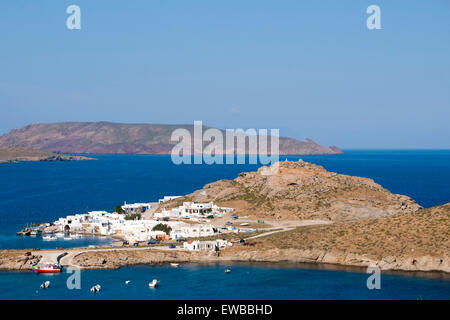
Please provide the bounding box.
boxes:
[42,234,57,241]
[40,281,51,289]
[148,279,159,288]
[125,280,131,284]
[36,263,62,274]
[63,235,72,240]
[90,284,101,292]
[170,263,179,267]
[71,234,82,239]
[55,232,64,238]
[225,268,231,273]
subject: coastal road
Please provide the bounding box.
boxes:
[245,219,331,240]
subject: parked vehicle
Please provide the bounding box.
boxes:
[24,252,32,256]
[147,239,160,245]
[168,244,176,249]
[133,242,139,247]
[123,241,129,245]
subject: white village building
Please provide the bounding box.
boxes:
[121,202,156,214]
[154,202,233,220]
[183,239,232,251]
[158,196,182,204]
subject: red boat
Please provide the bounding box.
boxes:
[35,263,62,274]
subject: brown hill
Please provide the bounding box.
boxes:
[0,122,342,155]
[0,146,94,163]
[248,203,449,272]
[162,159,421,221]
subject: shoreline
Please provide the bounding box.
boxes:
[1,245,448,278]
[3,260,449,283]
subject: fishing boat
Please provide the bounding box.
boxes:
[170,263,179,267]
[125,280,131,284]
[35,263,62,274]
[30,229,41,236]
[90,284,101,292]
[148,279,160,288]
[225,268,231,273]
[42,234,57,241]
[40,281,51,289]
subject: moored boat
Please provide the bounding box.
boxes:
[42,234,57,241]
[149,279,160,288]
[35,263,62,274]
[90,284,101,292]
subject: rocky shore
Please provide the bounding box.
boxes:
[1,245,447,274]
[1,160,447,276]
[0,146,95,163]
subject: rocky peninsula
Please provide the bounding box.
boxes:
[1,160,448,274]
[0,146,95,163]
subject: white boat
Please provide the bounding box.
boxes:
[125,280,131,284]
[239,223,250,226]
[90,284,101,292]
[148,279,159,288]
[40,281,51,289]
[63,236,72,240]
[71,234,82,239]
[225,268,231,273]
[170,263,179,267]
[55,232,64,238]
[42,234,57,241]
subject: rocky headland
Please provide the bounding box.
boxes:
[1,160,447,274]
[0,146,95,163]
[0,122,342,155]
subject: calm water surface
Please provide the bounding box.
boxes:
[0,263,448,300]
[0,151,449,299]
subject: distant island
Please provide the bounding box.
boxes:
[0,146,95,163]
[0,122,342,155]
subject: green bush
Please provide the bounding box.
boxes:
[114,205,125,214]
[152,223,172,235]
[125,213,141,220]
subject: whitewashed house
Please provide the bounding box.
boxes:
[158,196,182,204]
[183,239,231,251]
[121,202,155,214]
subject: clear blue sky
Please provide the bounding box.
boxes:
[0,0,449,148]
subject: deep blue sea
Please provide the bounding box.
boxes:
[0,263,449,300]
[0,150,449,299]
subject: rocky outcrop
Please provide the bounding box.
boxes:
[244,203,449,272]
[163,159,421,221]
[0,146,94,163]
[0,122,342,155]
